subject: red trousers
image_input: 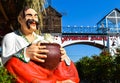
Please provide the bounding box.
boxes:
[5,57,80,83]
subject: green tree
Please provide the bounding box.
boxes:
[0,66,16,83]
[75,53,119,83]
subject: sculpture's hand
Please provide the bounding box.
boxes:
[26,42,49,62]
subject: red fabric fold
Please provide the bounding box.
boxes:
[54,61,80,82]
[5,57,80,83]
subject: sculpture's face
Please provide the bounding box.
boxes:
[24,8,39,31]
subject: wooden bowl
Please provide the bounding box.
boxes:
[34,43,61,70]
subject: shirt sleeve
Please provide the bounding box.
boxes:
[2,33,30,65]
[64,56,71,66]
[2,33,16,65]
[14,47,30,63]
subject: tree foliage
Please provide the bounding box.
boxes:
[75,51,120,83]
[0,66,16,83]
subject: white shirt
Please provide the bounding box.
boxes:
[2,31,71,65]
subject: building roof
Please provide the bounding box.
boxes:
[44,5,62,17]
[97,8,120,25]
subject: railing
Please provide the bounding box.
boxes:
[62,26,98,33]
[41,25,120,34]
[62,26,120,35]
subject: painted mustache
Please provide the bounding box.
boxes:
[26,19,40,29]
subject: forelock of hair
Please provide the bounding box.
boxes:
[19,6,30,18]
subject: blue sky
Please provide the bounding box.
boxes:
[49,0,120,62]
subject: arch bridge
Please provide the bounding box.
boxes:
[55,8,120,56]
[57,25,120,56]
[52,25,120,56]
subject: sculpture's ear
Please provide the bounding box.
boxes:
[18,15,22,23]
[18,15,25,25]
